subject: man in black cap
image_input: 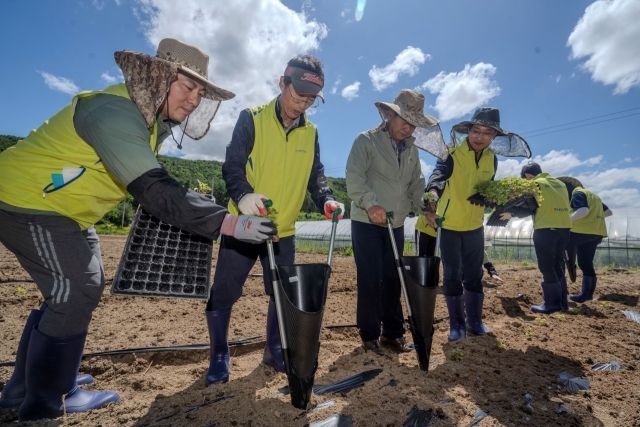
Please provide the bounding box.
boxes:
[425,107,529,342]
[205,55,344,384]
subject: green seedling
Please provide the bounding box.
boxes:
[521,260,531,267]
[495,339,506,350]
[554,313,567,321]
[534,317,547,327]
[600,301,611,307]
[451,348,464,361]
[16,286,27,295]
[474,177,543,206]
[569,307,581,314]
[525,327,534,337]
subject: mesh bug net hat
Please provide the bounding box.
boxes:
[450,107,531,158]
[375,89,448,161]
[114,38,235,140]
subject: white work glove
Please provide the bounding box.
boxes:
[220,214,277,244]
[238,193,268,216]
[324,200,345,220]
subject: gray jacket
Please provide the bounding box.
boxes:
[346,125,425,228]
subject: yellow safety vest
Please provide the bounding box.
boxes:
[532,173,572,230]
[437,140,495,232]
[571,188,607,237]
[415,214,437,237]
[0,84,159,230]
[227,97,316,238]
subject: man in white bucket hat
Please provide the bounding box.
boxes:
[0,38,276,421]
[346,89,443,356]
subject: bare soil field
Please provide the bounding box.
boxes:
[1,235,640,426]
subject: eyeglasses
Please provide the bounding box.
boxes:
[287,85,317,108]
[469,127,497,139]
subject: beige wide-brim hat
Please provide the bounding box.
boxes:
[115,38,235,140]
[375,89,439,128]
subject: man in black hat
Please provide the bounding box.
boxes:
[205,55,344,384]
[425,107,521,342]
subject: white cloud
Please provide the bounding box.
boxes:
[417,63,500,122]
[341,81,360,100]
[341,7,350,17]
[101,71,123,85]
[555,75,562,83]
[114,0,121,5]
[567,0,640,94]
[134,0,328,160]
[496,150,602,180]
[93,0,105,10]
[38,71,80,95]
[495,150,640,208]
[330,77,341,95]
[419,158,433,177]
[368,46,430,91]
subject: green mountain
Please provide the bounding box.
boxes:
[0,135,351,225]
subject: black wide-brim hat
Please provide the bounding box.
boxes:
[452,107,507,136]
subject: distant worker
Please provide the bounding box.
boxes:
[501,162,572,314]
[560,178,612,303]
[0,39,276,422]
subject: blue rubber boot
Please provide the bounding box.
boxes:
[569,276,597,303]
[444,295,466,342]
[531,282,562,314]
[205,308,231,385]
[262,298,285,373]
[464,291,492,336]
[559,276,569,310]
[0,310,94,409]
[18,327,120,422]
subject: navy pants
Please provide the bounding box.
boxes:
[352,220,405,342]
[207,235,295,311]
[415,230,436,257]
[566,232,602,277]
[440,227,484,296]
[533,228,570,283]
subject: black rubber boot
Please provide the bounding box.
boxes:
[18,327,120,422]
[569,276,597,303]
[531,282,562,314]
[444,295,466,342]
[0,310,95,409]
[205,308,232,385]
[559,276,569,310]
[464,291,491,335]
[262,298,285,373]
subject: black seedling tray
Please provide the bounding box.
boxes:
[111,208,213,300]
[468,193,497,209]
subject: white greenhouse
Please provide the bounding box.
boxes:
[295,208,640,267]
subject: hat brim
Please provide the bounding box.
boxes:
[291,79,324,103]
[115,51,235,102]
[375,101,438,128]
[452,120,507,136]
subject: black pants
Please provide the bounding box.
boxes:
[207,235,295,311]
[533,228,570,283]
[566,232,602,277]
[440,227,484,296]
[352,220,405,342]
[415,230,436,257]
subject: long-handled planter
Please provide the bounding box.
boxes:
[266,202,341,409]
[386,211,442,371]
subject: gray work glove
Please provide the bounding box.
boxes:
[220,214,277,244]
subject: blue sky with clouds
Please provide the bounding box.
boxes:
[2,0,639,207]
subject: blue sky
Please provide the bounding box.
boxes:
[2,0,639,207]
